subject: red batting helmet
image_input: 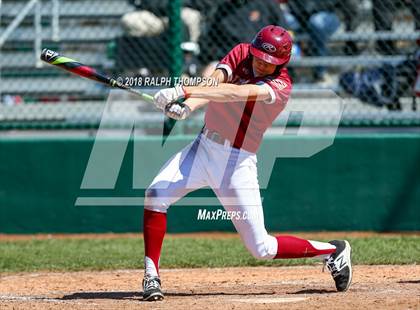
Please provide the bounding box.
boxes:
[250,25,293,66]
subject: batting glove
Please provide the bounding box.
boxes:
[164,101,191,120]
[153,85,187,110]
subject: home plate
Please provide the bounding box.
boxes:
[229,297,307,304]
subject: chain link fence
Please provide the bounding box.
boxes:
[0,0,419,130]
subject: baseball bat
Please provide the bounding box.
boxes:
[40,48,154,103]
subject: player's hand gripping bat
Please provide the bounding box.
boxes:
[40,48,154,103]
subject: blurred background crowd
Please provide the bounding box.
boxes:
[0,0,419,131]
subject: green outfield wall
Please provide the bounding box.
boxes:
[0,133,419,233]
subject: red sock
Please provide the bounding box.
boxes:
[274,235,336,259]
[143,209,167,275]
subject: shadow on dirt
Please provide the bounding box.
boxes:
[62,292,142,300]
[397,280,420,284]
[62,291,276,300]
[289,289,336,294]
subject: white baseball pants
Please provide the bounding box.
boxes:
[144,134,278,259]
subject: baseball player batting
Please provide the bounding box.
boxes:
[143,25,352,301]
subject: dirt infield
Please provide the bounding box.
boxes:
[1,265,419,310]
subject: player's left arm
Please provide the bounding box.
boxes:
[182,68,228,112]
[158,81,277,120]
[183,83,272,103]
[158,82,273,120]
[155,68,227,120]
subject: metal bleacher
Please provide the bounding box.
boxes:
[0,0,132,99]
[1,25,122,43]
[0,0,419,128]
[0,0,133,18]
[292,22,420,67]
[0,51,107,68]
[290,55,409,67]
[2,1,419,95]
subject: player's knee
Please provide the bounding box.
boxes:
[144,187,169,212]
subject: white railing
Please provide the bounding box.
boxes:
[52,0,60,41]
[0,0,39,102]
[34,0,42,68]
[0,0,39,47]
[0,0,61,102]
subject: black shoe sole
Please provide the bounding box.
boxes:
[143,292,164,301]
